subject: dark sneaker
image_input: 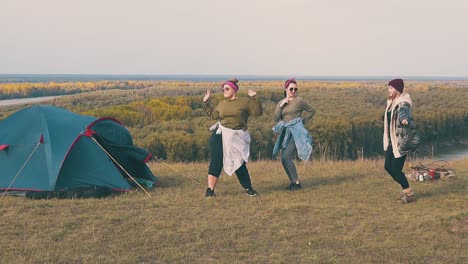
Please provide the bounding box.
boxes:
[294,182,302,190]
[245,187,259,197]
[285,182,302,191]
[205,188,215,198]
[400,194,416,204]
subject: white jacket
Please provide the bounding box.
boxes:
[215,123,251,176]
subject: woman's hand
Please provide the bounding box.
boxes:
[279,98,289,108]
[401,119,408,125]
[203,89,211,102]
[247,89,257,97]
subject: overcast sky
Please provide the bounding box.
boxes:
[1,0,467,77]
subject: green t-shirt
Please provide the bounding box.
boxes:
[204,96,263,130]
[274,96,316,123]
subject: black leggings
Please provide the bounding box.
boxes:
[208,130,253,189]
[384,145,409,189]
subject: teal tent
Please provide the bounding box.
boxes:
[0,105,156,195]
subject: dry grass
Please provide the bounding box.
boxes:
[0,158,466,263]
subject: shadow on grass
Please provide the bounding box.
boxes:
[415,180,464,199]
[155,175,193,188]
[309,173,365,186]
[266,172,366,191]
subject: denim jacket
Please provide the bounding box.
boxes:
[272,117,313,161]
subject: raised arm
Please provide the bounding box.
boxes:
[202,89,220,120]
[247,89,263,117]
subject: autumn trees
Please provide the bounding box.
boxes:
[1,80,466,161]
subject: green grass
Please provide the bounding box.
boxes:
[1,158,466,263]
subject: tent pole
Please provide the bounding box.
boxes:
[0,141,41,199]
[154,157,203,185]
[90,137,152,197]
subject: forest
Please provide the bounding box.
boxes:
[0,80,467,161]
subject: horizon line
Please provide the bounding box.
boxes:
[1,73,467,81]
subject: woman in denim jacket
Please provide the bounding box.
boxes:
[383,78,416,204]
[273,78,315,190]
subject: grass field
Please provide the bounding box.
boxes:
[0,158,466,263]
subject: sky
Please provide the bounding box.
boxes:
[1,0,468,77]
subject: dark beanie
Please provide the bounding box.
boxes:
[388,78,404,93]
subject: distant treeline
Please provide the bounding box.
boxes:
[0,81,214,99]
[0,81,147,99]
[1,80,467,161]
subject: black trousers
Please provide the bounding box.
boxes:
[208,130,253,189]
[384,145,409,189]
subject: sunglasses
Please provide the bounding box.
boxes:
[222,87,231,92]
[289,88,298,92]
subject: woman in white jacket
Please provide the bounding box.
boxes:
[203,79,263,197]
[383,78,416,204]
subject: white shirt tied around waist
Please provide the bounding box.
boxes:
[210,122,251,176]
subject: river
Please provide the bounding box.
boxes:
[433,144,468,161]
[0,96,58,106]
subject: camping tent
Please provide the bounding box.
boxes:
[0,105,156,196]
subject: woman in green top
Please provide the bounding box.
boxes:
[203,78,263,197]
[273,78,315,190]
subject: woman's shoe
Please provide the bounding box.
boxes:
[400,194,416,204]
[400,188,415,204]
[294,182,302,190]
[245,187,259,197]
[285,182,302,190]
[205,188,215,197]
